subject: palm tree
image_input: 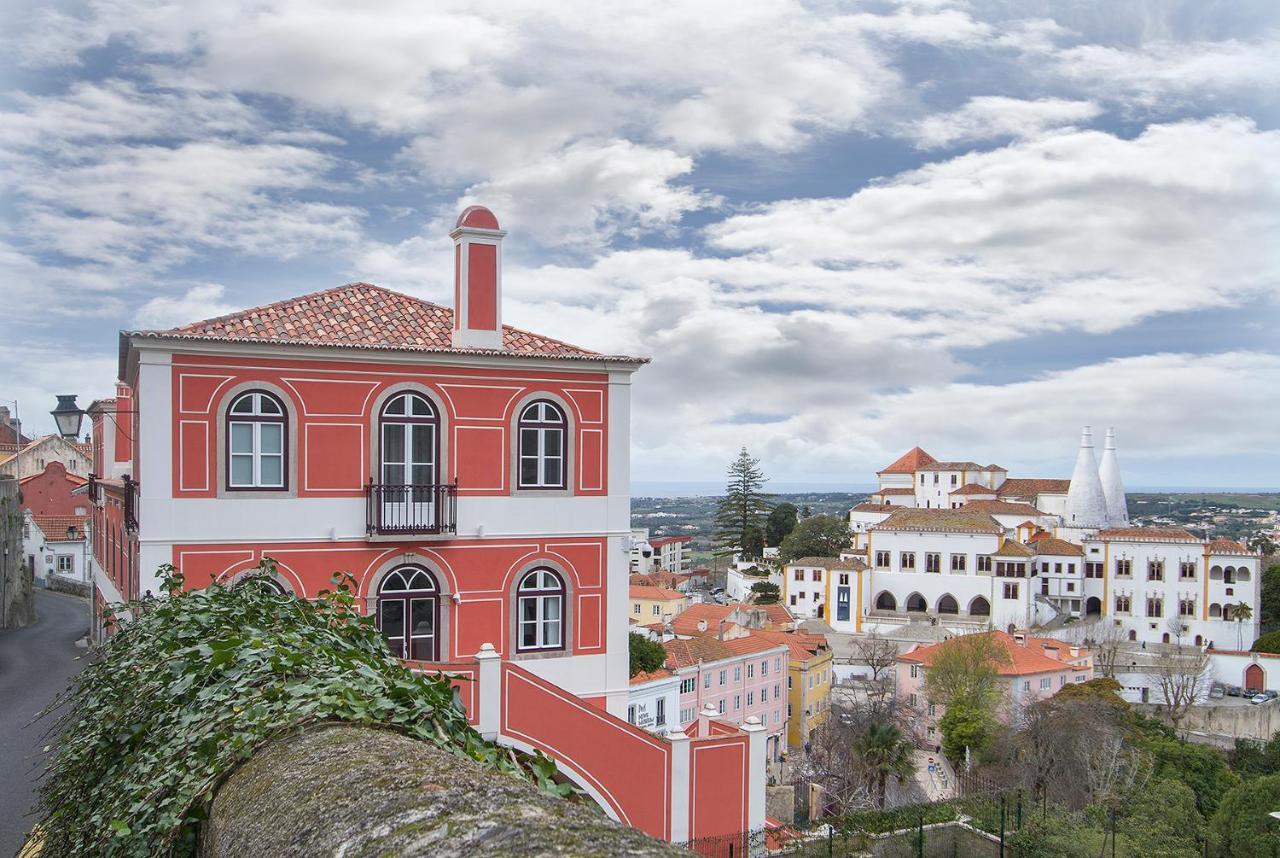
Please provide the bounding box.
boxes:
[1234,602,1254,650]
[856,721,914,808]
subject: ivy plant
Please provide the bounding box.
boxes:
[35,560,576,857]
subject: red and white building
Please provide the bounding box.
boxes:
[86,207,764,848]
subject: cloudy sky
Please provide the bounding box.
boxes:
[2,0,1277,488]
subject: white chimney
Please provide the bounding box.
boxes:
[450,206,506,351]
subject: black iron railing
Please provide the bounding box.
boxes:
[122,474,139,532]
[366,480,457,536]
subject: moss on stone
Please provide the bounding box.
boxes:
[199,724,685,857]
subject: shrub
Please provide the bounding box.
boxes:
[629,632,668,676]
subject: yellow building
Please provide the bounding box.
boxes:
[751,630,833,749]
[629,585,689,624]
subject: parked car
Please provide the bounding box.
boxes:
[1250,694,1269,705]
[1226,685,1243,697]
[1211,682,1225,694]
[1265,690,1279,701]
[1209,686,1225,700]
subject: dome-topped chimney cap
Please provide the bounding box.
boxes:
[455,205,500,230]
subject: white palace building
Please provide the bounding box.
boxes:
[783,428,1261,648]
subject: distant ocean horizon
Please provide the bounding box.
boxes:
[631,480,1279,499]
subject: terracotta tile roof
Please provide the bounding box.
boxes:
[744,629,831,662]
[899,631,1088,676]
[31,514,88,540]
[629,668,674,686]
[1032,538,1084,557]
[1207,537,1253,555]
[997,478,1071,498]
[878,447,936,474]
[875,487,915,496]
[950,483,997,496]
[630,571,685,590]
[928,461,987,471]
[720,635,792,658]
[663,636,738,669]
[991,540,1035,558]
[127,282,647,364]
[630,585,686,601]
[851,502,895,513]
[1095,527,1198,543]
[964,500,1049,517]
[670,602,793,636]
[874,508,1002,534]
[648,535,692,547]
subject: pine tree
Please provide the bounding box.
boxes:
[713,447,771,557]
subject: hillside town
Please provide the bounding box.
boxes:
[3,3,1279,855]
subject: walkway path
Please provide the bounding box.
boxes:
[0,590,90,855]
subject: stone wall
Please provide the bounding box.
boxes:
[199,724,687,858]
[870,820,1002,858]
[44,575,91,599]
[1137,701,1280,743]
[1,475,35,629]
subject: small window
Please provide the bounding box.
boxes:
[516,568,565,652]
[517,400,567,489]
[656,698,666,726]
[226,391,287,489]
[56,555,74,573]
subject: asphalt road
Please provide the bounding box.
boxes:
[0,589,91,856]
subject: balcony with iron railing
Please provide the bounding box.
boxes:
[365,479,458,537]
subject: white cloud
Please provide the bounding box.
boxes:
[134,284,235,329]
[905,96,1102,149]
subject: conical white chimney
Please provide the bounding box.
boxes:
[1099,427,1128,526]
[1063,426,1108,531]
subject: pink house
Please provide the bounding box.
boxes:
[665,635,790,761]
[897,631,1094,746]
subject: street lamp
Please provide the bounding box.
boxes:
[50,395,86,440]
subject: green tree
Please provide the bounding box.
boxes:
[1251,630,1280,654]
[713,447,771,557]
[778,514,852,562]
[939,699,999,762]
[1230,733,1280,779]
[1125,778,1205,857]
[854,721,914,808]
[1262,563,1280,634]
[742,523,766,559]
[629,632,667,677]
[1210,773,1280,856]
[764,502,798,547]
[1140,723,1239,818]
[749,581,780,604]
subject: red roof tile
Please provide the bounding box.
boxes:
[1032,537,1084,556]
[629,668,674,685]
[875,507,1002,534]
[630,585,686,601]
[875,487,916,496]
[670,602,793,637]
[878,447,936,474]
[950,483,997,496]
[997,478,1071,498]
[964,500,1049,517]
[899,631,1088,676]
[1207,537,1253,555]
[648,535,692,547]
[1095,527,1199,543]
[129,282,646,364]
[31,514,88,540]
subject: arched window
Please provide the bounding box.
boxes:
[937,594,959,614]
[227,391,287,488]
[517,567,565,652]
[905,592,927,613]
[377,565,440,661]
[517,400,567,489]
[234,574,289,596]
[968,596,991,617]
[875,591,897,611]
[1209,602,1222,619]
[378,393,441,530]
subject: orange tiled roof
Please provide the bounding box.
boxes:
[875,487,915,496]
[31,514,88,539]
[964,500,1049,517]
[663,636,738,669]
[1095,527,1198,543]
[875,507,1002,534]
[630,585,686,601]
[997,478,1071,498]
[629,668,674,685]
[1032,537,1084,557]
[720,635,792,658]
[851,502,895,513]
[670,602,793,637]
[648,535,692,547]
[1207,537,1253,555]
[631,571,684,589]
[991,540,1035,558]
[743,629,831,662]
[899,631,1088,676]
[950,483,997,496]
[129,282,647,364]
[928,461,987,471]
[878,447,936,474]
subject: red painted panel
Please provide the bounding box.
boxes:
[566,388,604,424]
[502,665,670,839]
[114,386,133,463]
[579,429,604,494]
[456,598,504,658]
[19,463,86,516]
[454,426,505,492]
[441,384,522,419]
[304,424,364,490]
[690,739,749,846]
[576,593,602,652]
[467,244,498,331]
[177,420,211,494]
[282,378,379,416]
